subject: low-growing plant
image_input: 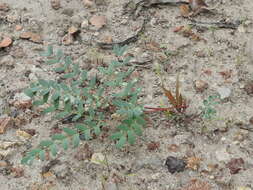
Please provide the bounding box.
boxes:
[145,70,187,114]
[21,45,146,165]
[200,95,220,119]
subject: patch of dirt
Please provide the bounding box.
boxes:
[1,0,253,189]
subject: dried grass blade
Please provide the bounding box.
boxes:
[162,86,177,108]
[176,74,180,105]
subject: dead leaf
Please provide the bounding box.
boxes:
[180,179,211,190]
[186,156,202,170]
[50,0,61,10]
[0,37,12,48]
[74,143,93,161]
[42,171,54,178]
[202,69,212,76]
[168,144,179,152]
[0,160,8,167]
[68,26,79,35]
[180,4,191,17]
[162,86,177,108]
[174,25,206,42]
[189,0,208,12]
[16,129,32,139]
[20,32,42,43]
[20,32,33,39]
[13,99,32,109]
[147,141,160,151]
[102,35,113,43]
[15,25,22,31]
[62,34,74,45]
[11,167,24,178]
[173,26,184,33]
[83,0,94,7]
[194,80,208,93]
[145,41,161,52]
[89,15,106,29]
[23,129,36,136]
[219,70,232,80]
[30,33,42,43]
[226,158,244,174]
[244,81,253,95]
[0,3,10,12]
[0,117,13,134]
[0,140,22,149]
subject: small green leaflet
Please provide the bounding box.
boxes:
[39,150,46,161]
[43,106,56,114]
[75,124,87,132]
[55,111,69,119]
[38,79,49,87]
[40,140,54,148]
[50,144,57,156]
[40,45,53,57]
[28,148,42,156]
[72,134,80,148]
[21,155,33,165]
[33,100,45,106]
[63,127,77,136]
[62,138,69,150]
[132,123,142,136]
[72,114,82,121]
[116,135,126,149]
[52,134,66,141]
[127,130,136,145]
[110,132,123,140]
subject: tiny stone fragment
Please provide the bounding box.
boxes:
[226,158,244,174]
[0,3,10,12]
[0,117,13,134]
[165,156,186,174]
[0,37,12,48]
[244,81,253,95]
[194,80,208,93]
[50,0,61,10]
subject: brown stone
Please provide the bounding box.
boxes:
[194,80,208,93]
[50,0,61,10]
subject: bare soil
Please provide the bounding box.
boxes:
[1,0,253,189]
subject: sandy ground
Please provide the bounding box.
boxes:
[1,0,253,189]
